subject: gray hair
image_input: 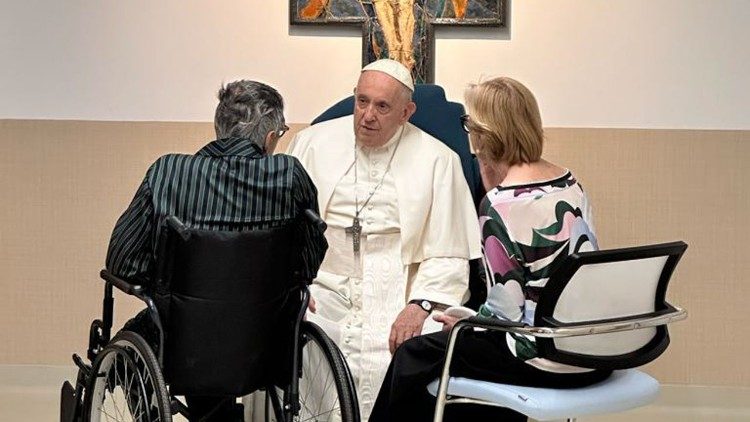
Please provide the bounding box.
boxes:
[214,80,285,148]
[398,83,413,103]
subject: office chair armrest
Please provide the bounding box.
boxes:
[459,315,526,330]
[452,305,687,339]
[534,305,688,339]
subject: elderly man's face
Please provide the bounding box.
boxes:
[353,71,415,148]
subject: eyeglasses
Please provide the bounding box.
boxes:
[460,114,471,133]
[461,114,481,154]
[275,124,290,138]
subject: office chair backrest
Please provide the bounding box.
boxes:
[312,84,483,205]
[534,241,688,370]
[156,219,296,396]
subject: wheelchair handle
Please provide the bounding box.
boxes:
[165,216,191,241]
[304,209,327,232]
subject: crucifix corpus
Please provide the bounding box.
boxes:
[290,0,505,83]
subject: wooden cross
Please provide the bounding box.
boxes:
[291,0,505,83]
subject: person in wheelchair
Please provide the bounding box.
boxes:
[369,77,613,421]
[102,80,327,421]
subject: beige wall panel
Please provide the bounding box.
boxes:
[0,120,215,364]
[1,120,748,388]
[543,128,749,386]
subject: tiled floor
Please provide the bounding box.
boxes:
[2,365,748,421]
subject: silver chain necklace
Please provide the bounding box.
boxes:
[345,126,404,253]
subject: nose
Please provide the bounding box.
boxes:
[362,104,377,122]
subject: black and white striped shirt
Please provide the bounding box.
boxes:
[105,137,327,284]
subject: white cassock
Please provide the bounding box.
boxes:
[244,115,481,421]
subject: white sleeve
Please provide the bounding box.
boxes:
[407,257,469,306]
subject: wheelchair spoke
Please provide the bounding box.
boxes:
[98,401,124,422]
[100,387,129,421]
[85,332,170,422]
[301,342,323,415]
[298,396,341,422]
[124,363,146,421]
[128,350,156,421]
[309,367,337,419]
[296,335,344,422]
[300,342,325,409]
[299,407,340,422]
[93,346,153,422]
[111,355,129,421]
[100,354,130,422]
[117,354,135,421]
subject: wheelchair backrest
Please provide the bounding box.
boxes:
[156,218,297,396]
[534,241,688,370]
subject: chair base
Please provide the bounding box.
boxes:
[427,369,659,421]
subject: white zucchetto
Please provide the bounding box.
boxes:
[361,59,415,92]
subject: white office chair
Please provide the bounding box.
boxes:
[428,241,688,421]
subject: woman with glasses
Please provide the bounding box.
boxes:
[369,77,610,422]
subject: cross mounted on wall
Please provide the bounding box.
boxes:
[290,0,505,83]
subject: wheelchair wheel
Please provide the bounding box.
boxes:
[294,321,359,422]
[83,330,172,422]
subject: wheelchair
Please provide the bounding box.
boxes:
[61,214,360,422]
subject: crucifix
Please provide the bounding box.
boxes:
[344,216,362,253]
[290,0,505,83]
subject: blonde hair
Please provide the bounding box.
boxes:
[464,77,544,165]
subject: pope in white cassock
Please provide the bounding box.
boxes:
[288,59,481,419]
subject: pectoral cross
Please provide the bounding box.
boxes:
[291,0,505,83]
[345,217,363,253]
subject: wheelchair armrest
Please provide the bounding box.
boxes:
[165,216,191,241]
[304,209,327,232]
[100,269,144,296]
[99,269,165,364]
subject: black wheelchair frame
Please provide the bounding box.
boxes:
[61,214,359,422]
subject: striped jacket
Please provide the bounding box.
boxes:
[105,137,327,285]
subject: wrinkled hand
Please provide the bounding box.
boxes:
[432,313,460,332]
[303,295,316,321]
[389,304,429,354]
[308,295,317,313]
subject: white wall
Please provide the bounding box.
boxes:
[1,0,749,129]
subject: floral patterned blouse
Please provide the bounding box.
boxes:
[477,171,599,372]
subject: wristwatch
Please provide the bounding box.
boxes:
[409,299,433,313]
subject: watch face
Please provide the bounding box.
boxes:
[421,300,432,312]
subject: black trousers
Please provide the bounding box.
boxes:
[369,329,611,422]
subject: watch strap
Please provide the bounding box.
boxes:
[408,299,433,313]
